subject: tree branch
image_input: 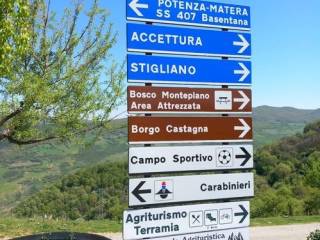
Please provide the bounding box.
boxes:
[7,135,57,145]
[0,106,23,127]
[1,109,126,146]
[61,2,81,55]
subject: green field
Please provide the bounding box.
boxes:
[0,218,122,238]
[251,215,320,226]
[0,216,319,238]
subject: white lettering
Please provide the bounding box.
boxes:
[131,125,160,136]
[166,125,208,135]
[130,32,203,47]
[131,62,196,76]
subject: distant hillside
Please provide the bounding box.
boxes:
[0,119,127,214]
[254,106,320,123]
[1,106,320,214]
[14,120,320,219]
[253,106,320,146]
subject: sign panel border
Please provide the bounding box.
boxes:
[128,116,253,144]
[127,23,252,59]
[128,173,254,207]
[127,85,252,114]
[128,144,254,175]
[123,201,250,240]
[127,54,252,86]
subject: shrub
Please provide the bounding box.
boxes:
[307,230,320,240]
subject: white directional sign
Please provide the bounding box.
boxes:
[129,173,254,207]
[123,201,250,240]
[129,145,253,174]
[156,228,250,240]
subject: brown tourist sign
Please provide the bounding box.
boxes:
[128,86,252,114]
[128,116,252,144]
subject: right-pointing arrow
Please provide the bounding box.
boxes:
[129,0,149,17]
[234,63,250,82]
[235,205,249,223]
[234,119,251,138]
[132,181,151,203]
[233,34,250,54]
[234,90,250,110]
[236,147,252,166]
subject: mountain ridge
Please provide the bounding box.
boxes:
[253,105,320,123]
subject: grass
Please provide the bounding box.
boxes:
[0,217,122,238]
[0,216,319,238]
[251,215,320,226]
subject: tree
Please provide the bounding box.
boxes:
[0,0,125,145]
[305,152,320,188]
[0,0,32,77]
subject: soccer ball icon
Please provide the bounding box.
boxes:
[217,150,232,165]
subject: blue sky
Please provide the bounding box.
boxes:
[52,0,320,110]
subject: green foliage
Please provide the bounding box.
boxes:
[14,160,128,220]
[3,169,24,182]
[0,0,32,76]
[305,152,320,188]
[307,230,320,240]
[251,185,304,218]
[252,120,320,218]
[6,117,320,220]
[0,0,125,145]
[305,188,320,215]
[0,107,312,215]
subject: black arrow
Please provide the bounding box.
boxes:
[132,181,151,203]
[234,205,249,223]
[236,147,252,167]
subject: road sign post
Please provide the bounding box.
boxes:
[125,0,253,239]
[123,201,250,239]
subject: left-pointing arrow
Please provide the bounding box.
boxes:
[132,181,151,202]
[234,119,251,138]
[236,147,252,167]
[234,205,249,223]
[129,0,149,17]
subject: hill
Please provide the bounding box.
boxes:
[1,105,320,214]
[253,106,320,146]
[0,119,127,214]
[13,120,320,219]
[252,120,320,217]
[254,106,320,123]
